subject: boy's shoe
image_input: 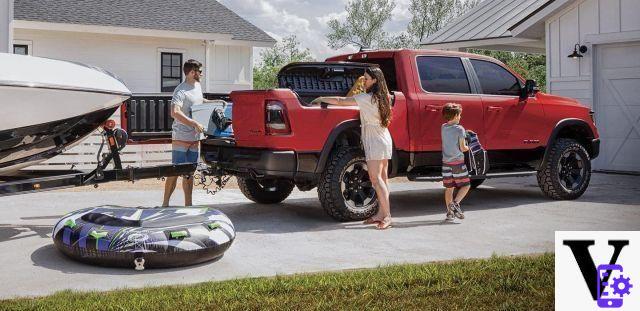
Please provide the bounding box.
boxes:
[445,211,455,221]
[452,201,465,219]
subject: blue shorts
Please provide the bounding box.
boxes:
[172,146,199,165]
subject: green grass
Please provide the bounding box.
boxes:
[1,253,554,311]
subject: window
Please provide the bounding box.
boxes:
[359,58,398,91]
[470,60,521,96]
[417,56,471,94]
[161,52,183,92]
[13,44,28,55]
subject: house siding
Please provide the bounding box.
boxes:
[13,28,253,169]
[546,0,640,109]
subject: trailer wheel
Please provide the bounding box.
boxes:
[537,138,591,200]
[318,147,378,222]
[470,179,485,189]
[237,177,294,204]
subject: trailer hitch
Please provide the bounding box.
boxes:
[193,164,232,196]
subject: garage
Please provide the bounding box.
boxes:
[594,41,640,172]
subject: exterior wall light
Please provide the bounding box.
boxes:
[568,44,588,59]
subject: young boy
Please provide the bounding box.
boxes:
[441,103,470,220]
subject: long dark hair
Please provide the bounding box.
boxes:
[365,67,392,128]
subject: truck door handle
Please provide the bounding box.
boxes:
[487,106,503,112]
[425,105,442,112]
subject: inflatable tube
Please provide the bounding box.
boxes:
[52,206,235,270]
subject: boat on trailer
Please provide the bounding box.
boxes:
[0,53,198,195]
[0,53,130,174]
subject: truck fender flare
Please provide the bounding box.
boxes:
[314,120,360,174]
[538,118,595,170]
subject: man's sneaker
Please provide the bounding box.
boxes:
[452,201,465,219]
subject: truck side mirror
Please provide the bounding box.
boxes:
[519,80,538,101]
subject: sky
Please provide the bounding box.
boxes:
[218,0,416,62]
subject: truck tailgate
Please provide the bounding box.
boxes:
[121,93,232,143]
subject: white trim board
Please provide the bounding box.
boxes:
[421,36,545,52]
[13,20,275,48]
[584,31,640,46]
[11,20,275,48]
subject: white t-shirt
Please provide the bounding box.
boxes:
[171,81,204,142]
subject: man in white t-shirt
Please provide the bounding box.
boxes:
[162,59,206,207]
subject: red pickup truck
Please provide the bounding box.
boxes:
[125,49,600,222]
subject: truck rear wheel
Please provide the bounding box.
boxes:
[470,179,485,189]
[537,138,591,200]
[237,177,294,204]
[318,147,378,221]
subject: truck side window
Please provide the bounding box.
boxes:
[417,56,471,94]
[470,60,521,96]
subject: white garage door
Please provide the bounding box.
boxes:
[594,41,640,172]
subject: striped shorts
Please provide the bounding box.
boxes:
[442,160,470,188]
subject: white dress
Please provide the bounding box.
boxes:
[353,93,393,161]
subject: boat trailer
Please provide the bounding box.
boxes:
[0,125,197,196]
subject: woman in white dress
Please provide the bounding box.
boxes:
[311,67,393,229]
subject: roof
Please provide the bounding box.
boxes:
[13,0,275,43]
[422,0,550,46]
[326,49,498,63]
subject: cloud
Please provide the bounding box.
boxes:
[391,0,412,21]
[316,11,348,26]
[218,0,412,61]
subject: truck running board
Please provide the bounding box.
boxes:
[408,171,537,182]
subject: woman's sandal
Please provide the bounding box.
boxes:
[363,218,380,225]
[376,218,392,230]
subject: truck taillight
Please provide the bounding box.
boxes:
[265,101,291,135]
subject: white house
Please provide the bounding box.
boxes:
[2,0,275,169]
[422,0,640,173]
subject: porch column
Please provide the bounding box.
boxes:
[204,40,214,93]
[0,0,13,53]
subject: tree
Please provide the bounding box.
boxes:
[379,32,419,49]
[326,0,396,49]
[407,0,479,43]
[467,49,547,92]
[253,35,314,89]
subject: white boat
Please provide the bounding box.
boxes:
[0,53,131,174]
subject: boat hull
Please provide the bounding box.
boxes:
[0,106,120,174]
[0,53,132,174]
[0,86,128,132]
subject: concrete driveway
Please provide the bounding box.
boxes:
[0,173,638,299]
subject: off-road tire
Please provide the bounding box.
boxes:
[237,177,294,204]
[318,147,378,222]
[537,138,591,200]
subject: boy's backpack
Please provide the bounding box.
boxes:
[464,131,489,176]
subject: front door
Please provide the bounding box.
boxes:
[414,56,484,152]
[469,59,545,150]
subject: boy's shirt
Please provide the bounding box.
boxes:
[441,123,466,163]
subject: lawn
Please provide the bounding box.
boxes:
[1,253,554,311]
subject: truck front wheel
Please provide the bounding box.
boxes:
[537,138,591,200]
[237,177,294,204]
[318,147,378,221]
